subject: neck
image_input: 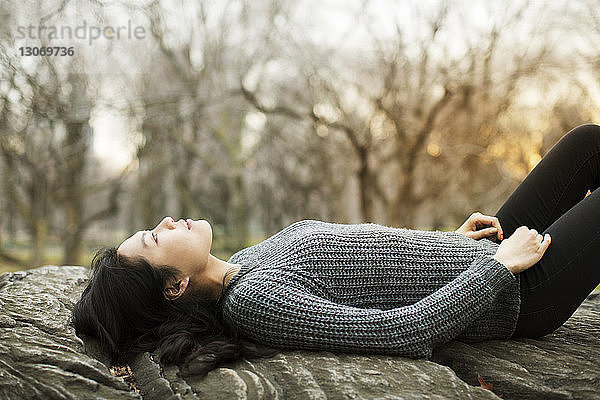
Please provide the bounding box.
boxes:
[194,254,241,301]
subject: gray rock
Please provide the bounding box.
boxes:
[1,265,598,399]
[0,266,139,400]
[431,294,600,400]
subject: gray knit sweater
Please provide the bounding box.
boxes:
[218,219,520,359]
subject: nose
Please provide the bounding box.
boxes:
[158,216,175,229]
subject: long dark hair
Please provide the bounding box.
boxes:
[71,247,278,376]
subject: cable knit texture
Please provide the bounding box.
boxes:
[217,220,521,359]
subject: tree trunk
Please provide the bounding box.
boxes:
[357,149,373,222]
[31,218,47,267]
[229,173,248,251]
[62,121,88,265]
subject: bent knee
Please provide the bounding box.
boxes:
[554,124,600,155]
[566,123,600,146]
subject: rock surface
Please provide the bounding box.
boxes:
[0,265,598,400]
[0,265,139,399]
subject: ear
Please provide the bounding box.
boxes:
[163,276,190,301]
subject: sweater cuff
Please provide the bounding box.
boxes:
[469,254,516,295]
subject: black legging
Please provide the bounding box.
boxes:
[486,124,600,338]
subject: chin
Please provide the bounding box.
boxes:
[196,219,213,249]
[199,219,212,236]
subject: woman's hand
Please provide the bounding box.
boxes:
[455,212,504,241]
[493,226,551,274]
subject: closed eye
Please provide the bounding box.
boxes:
[152,232,158,244]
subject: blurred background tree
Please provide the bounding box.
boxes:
[0,0,599,271]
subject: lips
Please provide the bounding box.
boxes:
[186,219,191,230]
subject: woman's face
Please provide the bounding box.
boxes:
[117,216,213,278]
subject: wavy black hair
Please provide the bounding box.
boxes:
[71,247,278,376]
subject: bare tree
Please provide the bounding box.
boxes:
[242,1,558,229]
[124,0,300,249]
[0,0,132,266]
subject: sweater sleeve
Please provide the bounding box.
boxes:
[222,254,516,358]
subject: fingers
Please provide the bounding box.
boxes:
[472,212,504,240]
[517,226,552,249]
[490,217,503,240]
[538,233,551,253]
[529,228,550,243]
[472,227,498,240]
[542,233,551,245]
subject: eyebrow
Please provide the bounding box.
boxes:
[141,231,149,248]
